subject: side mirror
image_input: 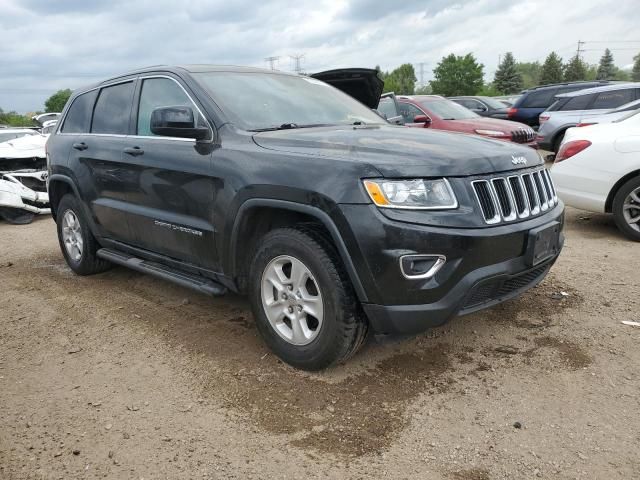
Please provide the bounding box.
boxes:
[471,107,486,113]
[414,114,431,125]
[150,106,210,140]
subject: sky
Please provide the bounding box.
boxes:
[1,0,639,113]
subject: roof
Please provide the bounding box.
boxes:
[556,82,640,98]
[397,95,445,101]
[71,64,301,97]
[526,80,609,91]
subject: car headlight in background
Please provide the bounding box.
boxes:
[474,129,507,137]
[363,178,458,209]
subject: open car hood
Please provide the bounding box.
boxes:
[311,68,384,109]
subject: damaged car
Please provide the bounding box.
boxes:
[0,131,50,224]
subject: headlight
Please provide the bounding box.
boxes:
[363,178,458,209]
[475,129,507,137]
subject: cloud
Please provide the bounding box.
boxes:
[1,0,638,112]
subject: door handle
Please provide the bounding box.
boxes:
[123,146,144,156]
[72,142,88,151]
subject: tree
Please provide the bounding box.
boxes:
[515,61,542,89]
[429,53,484,96]
[382,64,417,95]
[493,52,523,94]
[414,84,432,95]
[539,52,563,85]
[631,53,640,81]
[596,48,616,80]
[564,54,587,82]
[44,89,72,113]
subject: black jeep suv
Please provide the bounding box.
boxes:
[46,65,564,370]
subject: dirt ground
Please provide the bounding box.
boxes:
[1,207,639,480]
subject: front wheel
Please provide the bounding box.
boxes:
[248,227,367,370]
[612,177,640,242]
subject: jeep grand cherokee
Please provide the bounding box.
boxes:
[46,66,564,370]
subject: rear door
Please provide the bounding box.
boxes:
[68,80,138,243]
[120,75,219,269]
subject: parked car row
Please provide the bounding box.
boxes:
[537,82,640,152]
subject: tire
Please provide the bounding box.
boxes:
[552,132,565,154]
[56,194,112,275]
[612,176,640,242]
[249,227,368,370]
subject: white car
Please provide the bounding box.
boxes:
[550,110,640,241]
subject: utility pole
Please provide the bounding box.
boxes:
[264,56,280,70]
[416,62,426,86]
[576,40,585,59]
[289,54,305,74]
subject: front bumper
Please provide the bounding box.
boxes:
[339,202,564,334]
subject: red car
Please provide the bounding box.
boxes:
[395,95,537,147]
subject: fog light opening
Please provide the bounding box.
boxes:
[399,254,446,280]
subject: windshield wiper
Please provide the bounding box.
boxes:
[249,123,340,132]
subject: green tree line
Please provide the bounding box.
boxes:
[377,48,640,97]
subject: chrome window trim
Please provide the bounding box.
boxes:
[56,74,215,143]
[399,254,447,280]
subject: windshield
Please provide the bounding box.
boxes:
[480,97,508,109]
[420,99,479,120]
[0,131,36,143]
[194,72,385,131]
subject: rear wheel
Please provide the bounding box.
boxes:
[249,227,367,370]
[552,132,565,154]
[612,177,640,242]
[56,194,112,274]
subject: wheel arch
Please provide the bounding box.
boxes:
[605,169,640,213]
[48,174,82,221]
[228,199,368,302]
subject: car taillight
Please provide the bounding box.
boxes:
[576,122,597,127]
[555,140,592,163]
[539,115,549,123]
[507,107,517,118]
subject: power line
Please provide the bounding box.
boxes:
[289,54,305,74]
[264,56,280,70]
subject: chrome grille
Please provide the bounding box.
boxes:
[472,167,558,224]
[510,127,536,144]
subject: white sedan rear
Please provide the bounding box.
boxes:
[550,110,640,241]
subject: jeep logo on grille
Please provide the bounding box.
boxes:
[511,155,527,165]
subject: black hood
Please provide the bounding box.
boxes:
[311,68,384,109]
[252,124,542,178]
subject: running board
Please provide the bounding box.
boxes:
[97,248,227,296]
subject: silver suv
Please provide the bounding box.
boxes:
[537,83,640,152]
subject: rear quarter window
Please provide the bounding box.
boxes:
[521,89,559,108]
[91,81,135,135]
[560,94,594,111]
[591,89,636,109]
[61,90,98,133]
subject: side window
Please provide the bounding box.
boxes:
[521,89,558,108]
[137,78,203,136]
[377,97,399,120]
[399,102,425,123]
[561,94,594,111]
[591,89,635,109]
[91,81,135,135]
[61,90,98,133]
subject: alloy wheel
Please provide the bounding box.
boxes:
[260,255,324,346]
[62,209,83,262]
